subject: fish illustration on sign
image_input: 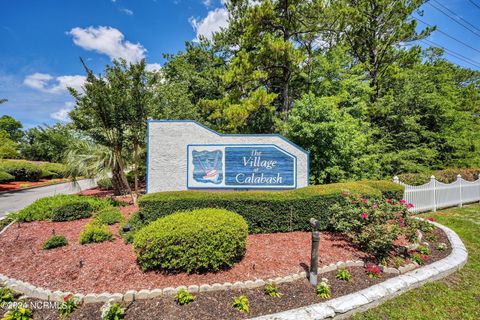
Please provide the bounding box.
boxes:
[192,149,223,184]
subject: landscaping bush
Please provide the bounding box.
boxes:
[0,160,42,181]
[133,208,248,273]
[0,171,14,183]
[79,223,113,244]
[398,168,480,185]
[40,169,56,179]
[97,177,113,190]
[16,194,113,222]
[51,201,95,221]
[39,162,67,178]
[94,207,124,225]
[43,235,68,249]
[330,193,435,258]
[127,181,402,237]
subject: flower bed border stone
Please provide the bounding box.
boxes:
[0,219,464,311]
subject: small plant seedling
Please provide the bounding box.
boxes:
[393,256,405,268]
[411,253,428,265]
[264,283,282,297]
[336,268,352,281]
[2,303,33,320]
[419,245,430,255]
[437,243,447,251]
[175,289,195,305]
[0,287,16,303]
[59,294,78,319]
[316,278,331,299]
[101,302,125,320]
[232,295,249,313]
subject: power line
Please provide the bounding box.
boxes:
[427,0,480,37]
[467,0,480,11]
[432,0,480,33]
[420,39,480,68]
[415,17,480,55]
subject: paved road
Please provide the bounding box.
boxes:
[0,179,97,217]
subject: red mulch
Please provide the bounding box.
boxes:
[0,206,368,294]
[0,179,67,192]
[79,187,143,204]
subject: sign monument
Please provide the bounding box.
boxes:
[146,120,309,193]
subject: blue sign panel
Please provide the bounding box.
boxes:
[224,147,294,187]
[187,145,296,189]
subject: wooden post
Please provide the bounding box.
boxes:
[309,218,320,286]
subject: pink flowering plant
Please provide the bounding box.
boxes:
[365,264,382,278]
[329,193,435,259]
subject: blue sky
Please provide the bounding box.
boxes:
[0,0,479,128]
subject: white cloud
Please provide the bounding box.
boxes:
[203,0,213,7]
[120,8,133,15]
[189,8,229,41]
[23,73,85,94]
[146,63,162,72]
[67,26,146,63]
[50,102,75,122]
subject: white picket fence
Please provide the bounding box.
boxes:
[393,175,480,213]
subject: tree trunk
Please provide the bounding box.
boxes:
[133,142,139,197]
[111,146,132,196]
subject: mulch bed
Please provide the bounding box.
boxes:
[0,268,396,320]
[0,206,368,293]
[0,209,454,320]
[0,179,67,192]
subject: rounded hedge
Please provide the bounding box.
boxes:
[133,208,248,273]
[0,160,42,181]
[0,171,14,183]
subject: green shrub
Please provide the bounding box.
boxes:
[398,168,480,185]
[358,180,404,200]
[94,207,124,225]
[133,208,248,273]
[128,181,401,237]
[0,160,42,181]
[51,201,95,221]
[40,169,56,179]
[16,194,112,222]
[43,235,68,249]
[330,194,431,258]
[0,171,14,183]
[97,178,113,190]
[79,223,113,245]
[39,162,67,178]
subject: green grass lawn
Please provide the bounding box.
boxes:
[352,203,480,320]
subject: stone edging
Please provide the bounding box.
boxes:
[251,220,468,320]
[0,260,366,304]
[0,220,464,308]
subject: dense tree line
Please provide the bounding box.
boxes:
[2,0,479,193]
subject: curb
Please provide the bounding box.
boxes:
[251,220,467,320]
[0,180,71,195]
